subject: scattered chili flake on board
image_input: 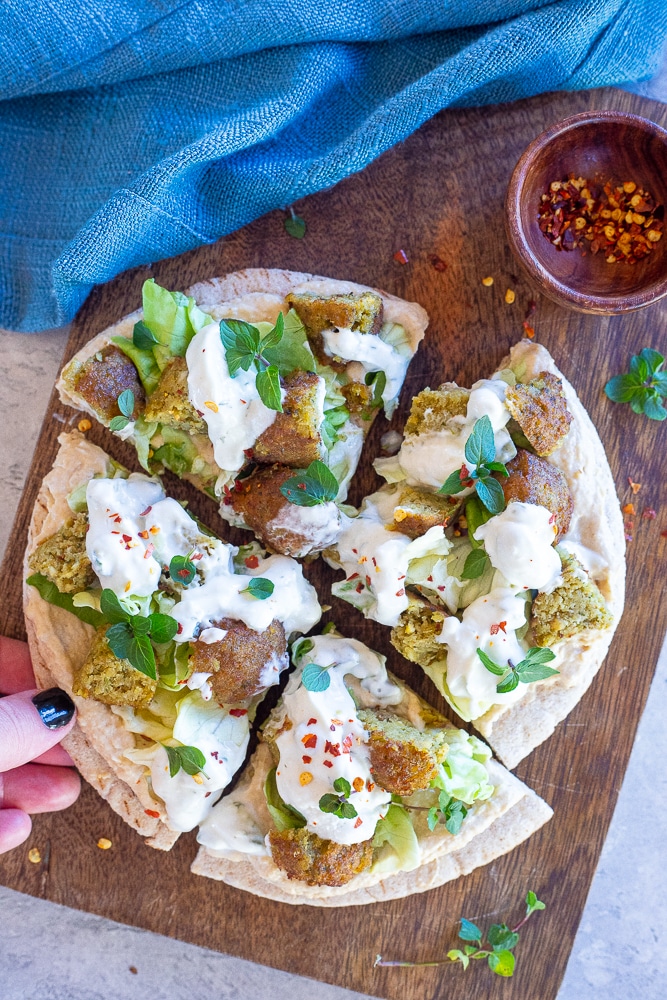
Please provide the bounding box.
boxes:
[628,478,642,494]
[622,503,635,515]
[129,967,138,975]
[393,249,409,265]
[428,254,448,271]
[538,175,664,263]
[144,809,160,818]
[642,508,657,520]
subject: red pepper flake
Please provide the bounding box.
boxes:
[355,582,364,593]
[144,809,160,818]
[342,734,353,753]
[302,755,312,764]
[628,478,642,494]
[522,322,535,339]
[307,718,317,726]
[347,572,360,582]
[138,530,149,539]
[642,508,657,520]
[324,740,341,757]
[490,620,508,635]
[229,708,247,717]
[122,534,132,543]
[192,553,203,561]
[427,575,433,582]
[622,503,635,515]
[243,448,254,459]
[323,760,333,768]
[244,554,260,569]
[395,588,405,597]
[140,506,152,517]
[143,544,155,560]
[354,817,363,829]
[366,780,375,792]
[661,529,667,538]
[176,623,183,635]
[393,249,409,265]
[302,734,317,749]
[429,254,448,272]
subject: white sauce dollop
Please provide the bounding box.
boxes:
[320,327,408,409]
[265,502,342,558]
[474,501,561,591]
[186,322,279,476]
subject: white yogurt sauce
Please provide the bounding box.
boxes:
[186,322,279,476]
[320,326,408,409]
[197,797,267,856]
[474,501,561,591]
[265,501,342,557]
[437,587,528,718]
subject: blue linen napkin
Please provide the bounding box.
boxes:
[1,0,665,331]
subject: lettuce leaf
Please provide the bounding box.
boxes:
[111,335,161,395]
[152,425,198,477]
[142,279,211,361]
[264,767,307,831]
[378,321,411,358]
[26,574,105,628]
[133,416,159,472]
[371,803,420,873]
[430,731,494,805]
[258,309,317,375]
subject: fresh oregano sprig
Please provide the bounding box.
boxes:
[604,348,667,420]
[101,589,178,680]
[279,460,339,507]
[109,390,135,432]
[319,777,358,820]
[219,313,285,411]
[164,744,208,779]
[301,661,334,693]
[427,791,468,835]
[375,889,546,978]
[439,415,508,514]
[169,553,197,586]
[477,646,558,694]
[241,577,275,600]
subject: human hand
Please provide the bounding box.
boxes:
[0,636,81,853]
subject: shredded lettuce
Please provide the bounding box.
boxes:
[158,641,192,691]
[132,416,159,472]
[111,687,184,743]
[378,321,411,358]
[371,803,420,873]
[373,454,406,484]
[26,574,105,628]
[431,731,494,805]
[142,278,212,365]
[174,689,248,750]
[111,335,161,395]
[256,309,316,375]
[152,425,198,477]
[264,767,307,831]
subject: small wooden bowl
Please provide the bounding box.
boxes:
[506,111,667,313]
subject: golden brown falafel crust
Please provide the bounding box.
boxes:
[253,371,323,466]
[391,485,460,539]
[71,346,146,421]
[190,617,287,704]
[358,710,449,795]
[391,599,447,668]
[144,356,207,434]
[228,464,323,556]
[404,383,470,437]
[531,554,613,647]
[286,291,383,370]
[72,626,157,707]
[501,448,573,541]
[28,512,95,594]
[340,380,374,414]
[505,371,573,457]
[268,827,374,887]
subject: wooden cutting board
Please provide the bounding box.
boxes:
[2,84,666,1000]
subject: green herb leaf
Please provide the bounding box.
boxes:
[117,390,135,418]
[259,311,284,353]
[130,615,152,636]
[280,460,339,506]
[255,364,283,411]
[105,621,134,659]
[439,468,468,496]
[333,777,352,798]
[642,395,667,421]
[487,950,515,977]
[100,589,131,624]
[604,375,638,403]
[525,890,546,916]
[169,554,196,586]
[459,919,482,944]
[604,349,667,419]
[427,806,439,831]
[319,793,342,814]
[465,495,492,547]
[301,662,331,692]
[444,799,467,836]
[127,634,156,679]
[464,415,495,468]
[165,744,207,778]
[476,648,506,676]
[461,549,489,580]
[109,415,130,431]
[133,320,159,350]
[447,949,470,970]
[26,574,105,628]
[284,213,306,239]
[487,924,519,951]
[148,613,179,644]
[364,370,387,414]
[243,577,275,600]
[219,319,260,375]
[475,475,505,514]
[339,801,358,819]
[496,671,520,694]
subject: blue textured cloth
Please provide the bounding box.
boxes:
[1,1,666,331]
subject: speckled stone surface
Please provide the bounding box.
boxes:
[1,289,666,996]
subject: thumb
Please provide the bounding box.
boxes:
[0,689,76,773]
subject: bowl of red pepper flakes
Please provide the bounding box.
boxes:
[506,111,667,314]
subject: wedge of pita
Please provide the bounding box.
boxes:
[24,432,321,849]
[192,630,552,905]
[57,270,428,558]
[325,341,625,768]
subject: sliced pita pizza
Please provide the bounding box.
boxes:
[325,341,625,768]
[192,630,552,905]
[57,270,428,557]
[23,432,321,848]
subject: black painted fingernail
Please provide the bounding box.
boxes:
[32,688,75,729]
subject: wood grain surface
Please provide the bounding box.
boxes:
[2,85,667,1000]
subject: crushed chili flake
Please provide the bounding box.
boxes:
[299,772,313,786]
[366,780,375,792]
[324,740,341,757]
[244,554,260,569]
[229,708,247,717]
[522,321,535,339]
[323,759,333,768]
[302,755,312,764]
[623,503,636,515]
[539,175,664,264]
[505,288,516,304]
[393,249,409,265]
[342,734,353,753]
[97,838,112,850]
[28,848,41,864]
[429,254,448,272]
[395,588,405,597]
[661,529,667,538]
[176,623,183,634]
[77,418,92,432]
[307,718,317,726]
[642,508,657,520]
[354,817,363,829]
[302,734,317,748]
[628,478,642,494]
[129,967,138,975]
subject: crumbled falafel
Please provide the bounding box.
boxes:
[268,827,374,887]
[391,598,447,667]
[28,512,95,594]
[72,626,157,707]
[531,553,613,647]
[505,371,573,457]
[340,381,373,414]
[358,709,449,795]
[71,346,146,421]
[404,383,470,437]
[390,485,460,539]
[286,291,383,369]
[253,371,324,466]
[144,356,207,434]
[500,448,573,541]
[189,617,287,703]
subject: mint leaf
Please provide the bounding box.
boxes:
[440,468,468,495]
[243,577,275,600]
[284,213,306,239]
[109,415,130,432]
[280,460,339,506]
[605,349,667,419]
[476,648,506,676]
[604,374,639,403]
[105,621,134,659]
[487,950,515,977]
[639,347,664,372]
[165,744,207,778]
[519,646,556,665]
[126,634,156,679]
[169,554,196,586]
[333,777,351,797]
[117,390,135,418]
[461,549,489,580]
[319,793,342,814]
[259,311,284,353]
[130,615,152,636]
[133,320,159,350]
[475,476,505,514]
[459,919,482,944]
[496,671,520,694]
[444,799,467,835]
[255,364,283,411]
[487,924,519,951]
[427,806,439,831]
[339,801,358,819]
[643,395,667,421]
[301,662,331,692]
[525,890,546,916]
[148,613,178,644]
[100,589,131,624]
[26,574,105,628]
[219,318,260,375]
[464,415,495,468]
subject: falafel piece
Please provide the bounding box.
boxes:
[71,346,146,421]
[286,291,383,370]
[189,617,287,703]
[404,383,470,437]
[268,827,374,887]
[253,371,324,466]
[505,372,573,457]
[391,598,447,668]
[500,449,573,542]
[72,626,157,707]
[340,380,373,415]
[227,464,339,557]
[391,485,461,539]
[28,512,95,594]
[358,709,449,795]
[531,553,613,647]
[143,356,207,434]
